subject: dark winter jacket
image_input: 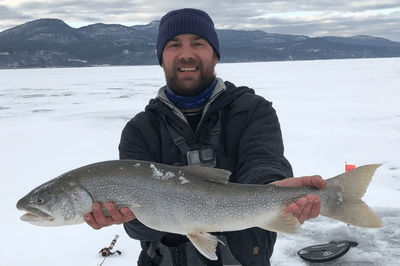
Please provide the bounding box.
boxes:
[119,78,293,266]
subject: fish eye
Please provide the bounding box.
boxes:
[35,197,44,204]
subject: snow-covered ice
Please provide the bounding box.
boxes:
[1,58,399,265]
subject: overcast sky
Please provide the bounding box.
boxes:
[1,0,400,42]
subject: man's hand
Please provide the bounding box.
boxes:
[272,175,327,224]
[84,202,136,230]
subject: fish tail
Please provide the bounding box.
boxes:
[321,164,383,228]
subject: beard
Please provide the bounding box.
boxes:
[165,57,216,97]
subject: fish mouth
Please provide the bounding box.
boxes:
[19,208,55,223]
[17,198,55,222]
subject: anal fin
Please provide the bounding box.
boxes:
[187,232,224,261]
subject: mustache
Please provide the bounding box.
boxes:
[174,58,202,68]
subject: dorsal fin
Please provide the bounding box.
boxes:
[181,166,231,185]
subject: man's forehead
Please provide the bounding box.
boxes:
[168,34,205,42]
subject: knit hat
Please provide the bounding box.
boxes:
[156,8,220,65]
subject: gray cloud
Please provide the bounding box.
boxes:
[0,1,399,42]
[236,9,400,41]
[0,4,32,21]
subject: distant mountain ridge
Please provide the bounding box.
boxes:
[0,18,399,69]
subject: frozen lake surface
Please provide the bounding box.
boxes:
[1,58,399,265]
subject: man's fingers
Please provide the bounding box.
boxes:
[282,195,322,224]
[84,203,137,230]
[272,175,327,188]
[84,213,101,230]
[295,175,327,188]
[283,203,299,214]
[308,176,327,189]
[104,203,136,223]
[308,195,322,219]
[120,207,137,220]
[104,203,125,223]
[91,202,112,227]
[292,197,307,223]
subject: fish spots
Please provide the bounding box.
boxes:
[206,197,216,206]
[150,164,175,180]
[86,168,96,173]
[134,163,141,168]
[179,176,190,185]
[31,178,58,194]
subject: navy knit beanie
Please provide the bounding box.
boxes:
[156,8,220,66]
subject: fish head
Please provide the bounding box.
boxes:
[16,178,93,226]
[17,189,61,226]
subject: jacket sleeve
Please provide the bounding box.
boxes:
[118,112,166,242]
[119,112,159,161]
[124,219,167,241]
[234,95,293,185]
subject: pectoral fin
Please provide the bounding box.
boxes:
[187,232,224,261]
[262,210,304,235]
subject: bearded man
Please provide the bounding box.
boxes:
[84,8,326,266]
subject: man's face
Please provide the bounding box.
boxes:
[161,34,218,97]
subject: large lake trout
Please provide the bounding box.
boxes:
[17,160,382,260]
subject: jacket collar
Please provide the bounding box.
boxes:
[156,77,227,122]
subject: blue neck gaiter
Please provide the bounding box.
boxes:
[165,78,217,109]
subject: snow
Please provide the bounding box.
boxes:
[1,58,399,265]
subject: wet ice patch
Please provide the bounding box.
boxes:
[163,171,175,180]
[150,164,175,180]
[179,176,190,184]
[150,164,163,179]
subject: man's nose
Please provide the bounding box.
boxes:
[179,44,195,61]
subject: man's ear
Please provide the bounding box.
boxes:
[213,52,219,66]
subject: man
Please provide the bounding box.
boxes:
[84,8,327,266]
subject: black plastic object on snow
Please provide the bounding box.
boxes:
[298,241,358,263]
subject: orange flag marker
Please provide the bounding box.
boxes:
[345,163,356,172]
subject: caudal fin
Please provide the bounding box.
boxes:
[321,164,383,228]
